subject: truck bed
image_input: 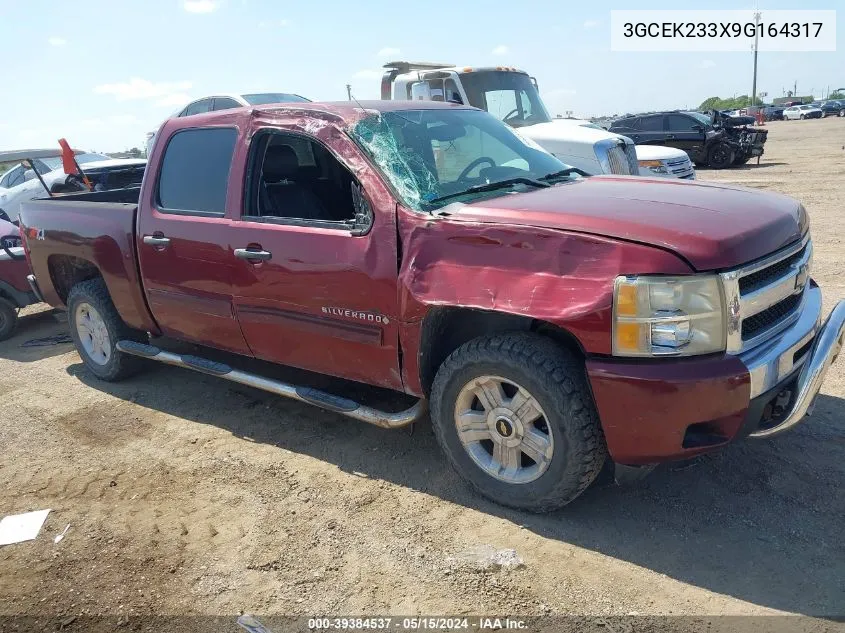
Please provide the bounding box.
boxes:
[18,191,159,334]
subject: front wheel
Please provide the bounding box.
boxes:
[67,278,146,381]
[430,334,607,512]
[800,114,805,120]
[707,143,735,169]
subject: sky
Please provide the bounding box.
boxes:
[0,0,841,152]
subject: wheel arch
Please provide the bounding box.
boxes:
[47,254,103,304]
[416,306,585,398]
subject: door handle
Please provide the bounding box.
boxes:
[234,248,272,262]
[666,134,676,139]
[143,235,171,248]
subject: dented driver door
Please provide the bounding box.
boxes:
[228,120,403,391]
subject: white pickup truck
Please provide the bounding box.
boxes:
[381,62,694,180]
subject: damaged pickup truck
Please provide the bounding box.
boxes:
[18,102,845,511]
[610,110,768,168]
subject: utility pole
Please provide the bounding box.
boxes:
[751,9,761,107]
[794,80,797,97]
[346,84,352,101]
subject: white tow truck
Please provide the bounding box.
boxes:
[380,62,695,180]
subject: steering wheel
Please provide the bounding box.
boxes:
[502,108,521,122]
[458,157,496,181]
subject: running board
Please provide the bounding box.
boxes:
[116,340,427,429]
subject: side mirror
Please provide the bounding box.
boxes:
[349,182,374,237]
[691,124,704,132]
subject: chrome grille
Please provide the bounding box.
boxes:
[721,236,812,353]
[607,145,632,175]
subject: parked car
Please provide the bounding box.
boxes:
[19,101,845,511]
[145,92,310,155]
[783,104,823,120]
[609,110,767,169]
[557,119,695,179]
[761,106,784,121]
[0,150,146,223]
[819,100,843,117]
[0,217,37,340]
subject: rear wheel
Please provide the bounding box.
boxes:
[707,143,735,169]
[430,333,607,512]
[0,298,18,341]
[67,278,146,381]
[800,114,805,120]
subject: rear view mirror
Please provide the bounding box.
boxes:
[429,123,466,142]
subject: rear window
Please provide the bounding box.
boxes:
[157,128,237,215]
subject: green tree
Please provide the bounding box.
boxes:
[698,95,752,111]
[829,91,845,100]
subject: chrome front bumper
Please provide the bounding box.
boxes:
[739,286,845,437]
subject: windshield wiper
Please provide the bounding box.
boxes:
[539,167,590,182]
[426,177,549,206]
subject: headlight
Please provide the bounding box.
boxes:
[638,160,668,174]
[612,275,725,357]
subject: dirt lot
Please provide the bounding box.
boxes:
[1,118,844,628]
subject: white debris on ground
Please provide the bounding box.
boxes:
[448,545,526,573]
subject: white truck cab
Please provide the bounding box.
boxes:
[381,62,694,180]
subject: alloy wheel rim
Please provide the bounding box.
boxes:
[75,302,111,366]
[454,375,554,484]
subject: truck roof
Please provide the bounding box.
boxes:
[163,100,474,131]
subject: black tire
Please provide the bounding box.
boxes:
[840,109,844,117]
[67,278,146,381]
[430,333,607,512]
[0,298,18,341]
[799,114,805,120]
[707,143,735,169]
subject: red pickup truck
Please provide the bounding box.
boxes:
[18,101,845,511]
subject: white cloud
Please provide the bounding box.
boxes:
[155,93,191,107]
[377,47,400,57]
[48,37,67,47]
[259,19,289,27]
[352,69,383,80]
[699,59,717,69]
[94,78,193,101]
[183,0,219,13]
[491,45,509,56]
[583,20,600,29]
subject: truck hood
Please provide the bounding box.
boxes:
[633,144,689,161]
[445,176,805,271]
[518,121,626,159]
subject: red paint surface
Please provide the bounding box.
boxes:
[17,101,807,464]
[452,176,804,270]
[587,354,751,464]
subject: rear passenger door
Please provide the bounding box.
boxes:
[137,125,252,355]
[628,115,664,145]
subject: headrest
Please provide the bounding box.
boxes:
[263,144,299,180]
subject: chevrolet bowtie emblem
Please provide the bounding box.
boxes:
[795,263,810,291]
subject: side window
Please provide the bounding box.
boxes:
[157,128,237,215]
[184,99,212,116]
[213,97,241,111]
[5,167,25,188]
[667,114,695,131]
[444,79,463,104]
[637,116,663,132]
[245,131,360,226]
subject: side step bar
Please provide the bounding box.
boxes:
[116,340,427,429]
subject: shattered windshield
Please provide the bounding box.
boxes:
[686,111,713,127]
[459,71,552,128]
[349,108,570,212]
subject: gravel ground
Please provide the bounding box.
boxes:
[0,117,843,629]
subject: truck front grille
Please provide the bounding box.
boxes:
[721,236,812,353]
[741,293,803,341]
[607,145,633,175]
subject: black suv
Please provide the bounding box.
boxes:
[609,111,767,169]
